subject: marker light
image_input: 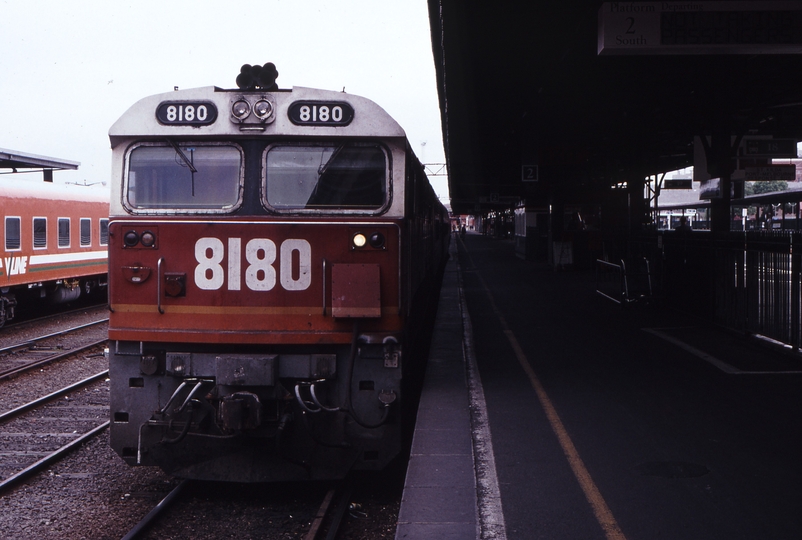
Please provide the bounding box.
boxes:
[140,231,156,248]
[254,99,273,120]
[352,233,367,248]
[232,100,251,120]
[123,231,140,247]
[369,232,385,249]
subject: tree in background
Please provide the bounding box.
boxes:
[744,180,788,196]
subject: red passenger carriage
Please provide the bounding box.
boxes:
[1,180,108,326]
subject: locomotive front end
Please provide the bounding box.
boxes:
[105,79,437,482]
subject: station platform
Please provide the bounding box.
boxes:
[395,237,477,539]
[395,233,801,540]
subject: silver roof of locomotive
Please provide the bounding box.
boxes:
[108,86,406,148]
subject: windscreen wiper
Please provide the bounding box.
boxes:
[317,145,345,177]
[167,140,198,196]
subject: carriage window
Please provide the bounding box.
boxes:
[99,219,109,246]
[33,217,47,249]
[58,218,70,247]
[265,144,386,211]
[80,218,91,247]
[126,143,242,211]
[5,217,21,251]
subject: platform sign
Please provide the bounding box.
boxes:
[522,165,538,182]
[699,177,721,199]
[664,178,693,189]
[741,138,798,158]
[598,2,802,55]
[479,195,519,205]
[744,165,796,181]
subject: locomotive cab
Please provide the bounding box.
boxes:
[107,72,448,482]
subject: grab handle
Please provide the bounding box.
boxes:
[157,257,165,314]
[322,258,327,316]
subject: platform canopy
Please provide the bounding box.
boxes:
[0,147,80,176]
[429,1,802,214]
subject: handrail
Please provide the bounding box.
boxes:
[595,259,624,304]
[322,258,327,316]
[157,257,165,314]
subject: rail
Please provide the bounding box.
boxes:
[0,338,107,381]
[0,318,108,355]
[120,479,190,540]
[0,422,109,494]
[0,370,111,494]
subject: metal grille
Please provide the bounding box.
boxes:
[656,231,802,350]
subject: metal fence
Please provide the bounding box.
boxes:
[626,231,802,349]
[596,258,653,305]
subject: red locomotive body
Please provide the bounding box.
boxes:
[1,180,109,326]
[108,220,403,344]
[107,75,449,482]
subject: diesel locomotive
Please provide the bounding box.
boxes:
[107,65,449,482]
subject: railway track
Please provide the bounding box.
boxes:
[0,303,108,333]
[0,371,110,494]
[0,308,401,538]
[0,319,108,381]
[303,481,355,540]
[120,479,355,540]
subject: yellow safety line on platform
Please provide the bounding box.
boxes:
[467,250,627,540]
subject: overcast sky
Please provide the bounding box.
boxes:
[0,0,448,200]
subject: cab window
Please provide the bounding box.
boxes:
[264,144,387,212]
[125,143,243,212]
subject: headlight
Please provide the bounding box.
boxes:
[352,233,367,248]
[253,99,273,120]
[232,100,251,120]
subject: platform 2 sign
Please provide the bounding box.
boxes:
[598,2,802,55]
[522,165,538,182]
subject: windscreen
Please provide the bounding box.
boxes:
[265,144,386,211]
[126,144,242,210]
